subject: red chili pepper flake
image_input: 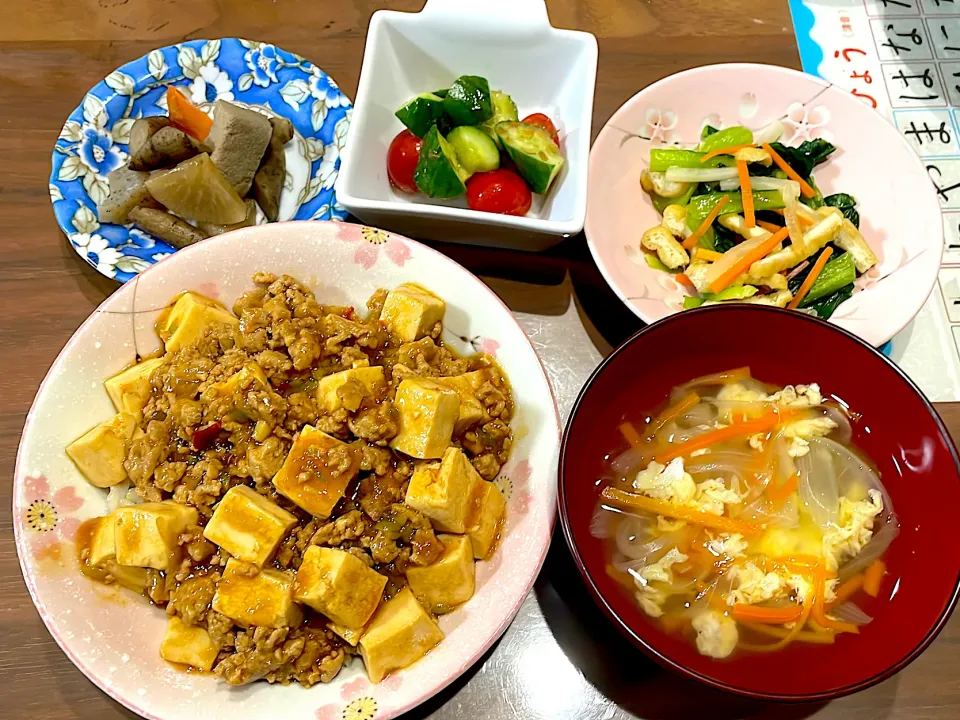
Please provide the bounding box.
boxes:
[192,421,223,450]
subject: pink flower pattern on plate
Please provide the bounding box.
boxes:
[337,224,411,269]
[22,475,84,563]
[644,107,677,144]
[782,103,833,144]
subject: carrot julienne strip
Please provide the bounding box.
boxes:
[737,160,755,228]
[761,143,817,198]
[694,248,725,262]
[827,574,864,610]
[707,227,790,294]
[699,143,756,163]
[600,487,763,536]
[619,421,643,449]
[655,412,782,463]
[756,219,783,233]
[732,603,803,624]
[682,195,731,250]
[787,247,833,309]
[863,560,886,598]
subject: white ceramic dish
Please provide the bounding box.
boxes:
[336,0,597,250]
[14,221,560,720]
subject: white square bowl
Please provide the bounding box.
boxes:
[336,0,598,251]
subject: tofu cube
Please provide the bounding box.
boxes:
[212,362,269,395]
[160,616,219,671]
[405,447,482,533]
[379,283,446,342]
[316,366,386,412]
[103,357,163,417]
[293,546,387,629]
[435,370,492,435]
[203,485,297,567]
[80,514,150,592]
[467,481,507,560]
[114,501,199,571]
[66,412,138,488]
[161,292,239,353]
[359,587,444,683]
[405,534,476,613]
[212,558,302,628]
[328,621,365,647]
[272,426,360,518]
[390,378,459,459]
[317,365,386,412]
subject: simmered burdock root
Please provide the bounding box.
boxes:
[66,273,514,687]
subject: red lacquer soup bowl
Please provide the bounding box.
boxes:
[559,305,960,701]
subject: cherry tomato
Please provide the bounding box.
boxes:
[387,130,422,193]
[467,169,533,216]
[522,113,560,145]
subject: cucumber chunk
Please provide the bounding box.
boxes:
[395,93,446,138]
[447,126,500,174]
[495,121,565,194]
[481,90,519,147]
[414,126,470,198]
[443,75,493,126]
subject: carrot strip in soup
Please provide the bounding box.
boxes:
[787,247,833,309]
[682,195,731,250]
[707,227,790,294]
[828,574,864,609]
[761,143,817,198]
[811,570,860,634]
[732,603,803,624]
[167,86,214,142]
[740,598,814,652]
[619,422,644,449]
[699,143,756,163]
[863,560,886,598]
[600,487,763,536]
[737,160,755,228]
[648,392,701,436]
[741,622,836,645]
[767,472,799,508]
[655,412,781,463]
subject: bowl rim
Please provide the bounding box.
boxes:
[335,7,598,236]
[584,61,944,347]
[557,303,960,702]
[14,219,562,720]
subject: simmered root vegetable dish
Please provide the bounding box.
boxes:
[67,273,512,685]
[592,368,897,659]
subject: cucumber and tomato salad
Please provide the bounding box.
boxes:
[386,74,565,216]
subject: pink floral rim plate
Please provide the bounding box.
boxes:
[13,221,560,720]
[585,63,943,347]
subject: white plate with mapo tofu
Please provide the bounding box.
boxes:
[15,221,560,720]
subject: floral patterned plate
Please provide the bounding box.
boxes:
[585,63,943,347]
[14,221,560,720]
[49,38,352,283]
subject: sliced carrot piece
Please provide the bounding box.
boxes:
[655,412,781,463]
[741,621,836,645]
[761,143,817,198]
[811,569,860,634]
[699,143,756,163]
[863,560,886,598]
[600,487,763,536]
[757,219,783,233]
[732,603,803,624]
[167,86,214,142]
[682,195,730,250]
[787,247,834,309]
[707,227,790,294]
[827,574,864,609]
[675,273,698,293]
[767,472,799,509]
[737,160,755,228]
[694,247,725,262]
[619,421,643,449]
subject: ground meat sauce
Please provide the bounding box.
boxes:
[76,273,513,686]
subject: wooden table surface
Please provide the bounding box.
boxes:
[3,1,959,718]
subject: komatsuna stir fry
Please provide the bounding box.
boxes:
[639,123,877,319]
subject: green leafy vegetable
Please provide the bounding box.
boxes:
[805,284,854,319]
[768,139,836,179]
[651,185,696,214]
[649,148,733,172]
[698,126,753,154]
[713,223,738,253]
[686,190,786,230]
[824,192,860,228]
[701,125,719,139]
[802,176,825,209]
[683,284,758,309]
[804,252,856,304]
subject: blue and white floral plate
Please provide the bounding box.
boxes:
[49,38,352,282]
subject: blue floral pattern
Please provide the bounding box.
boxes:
[50,38,352,283]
